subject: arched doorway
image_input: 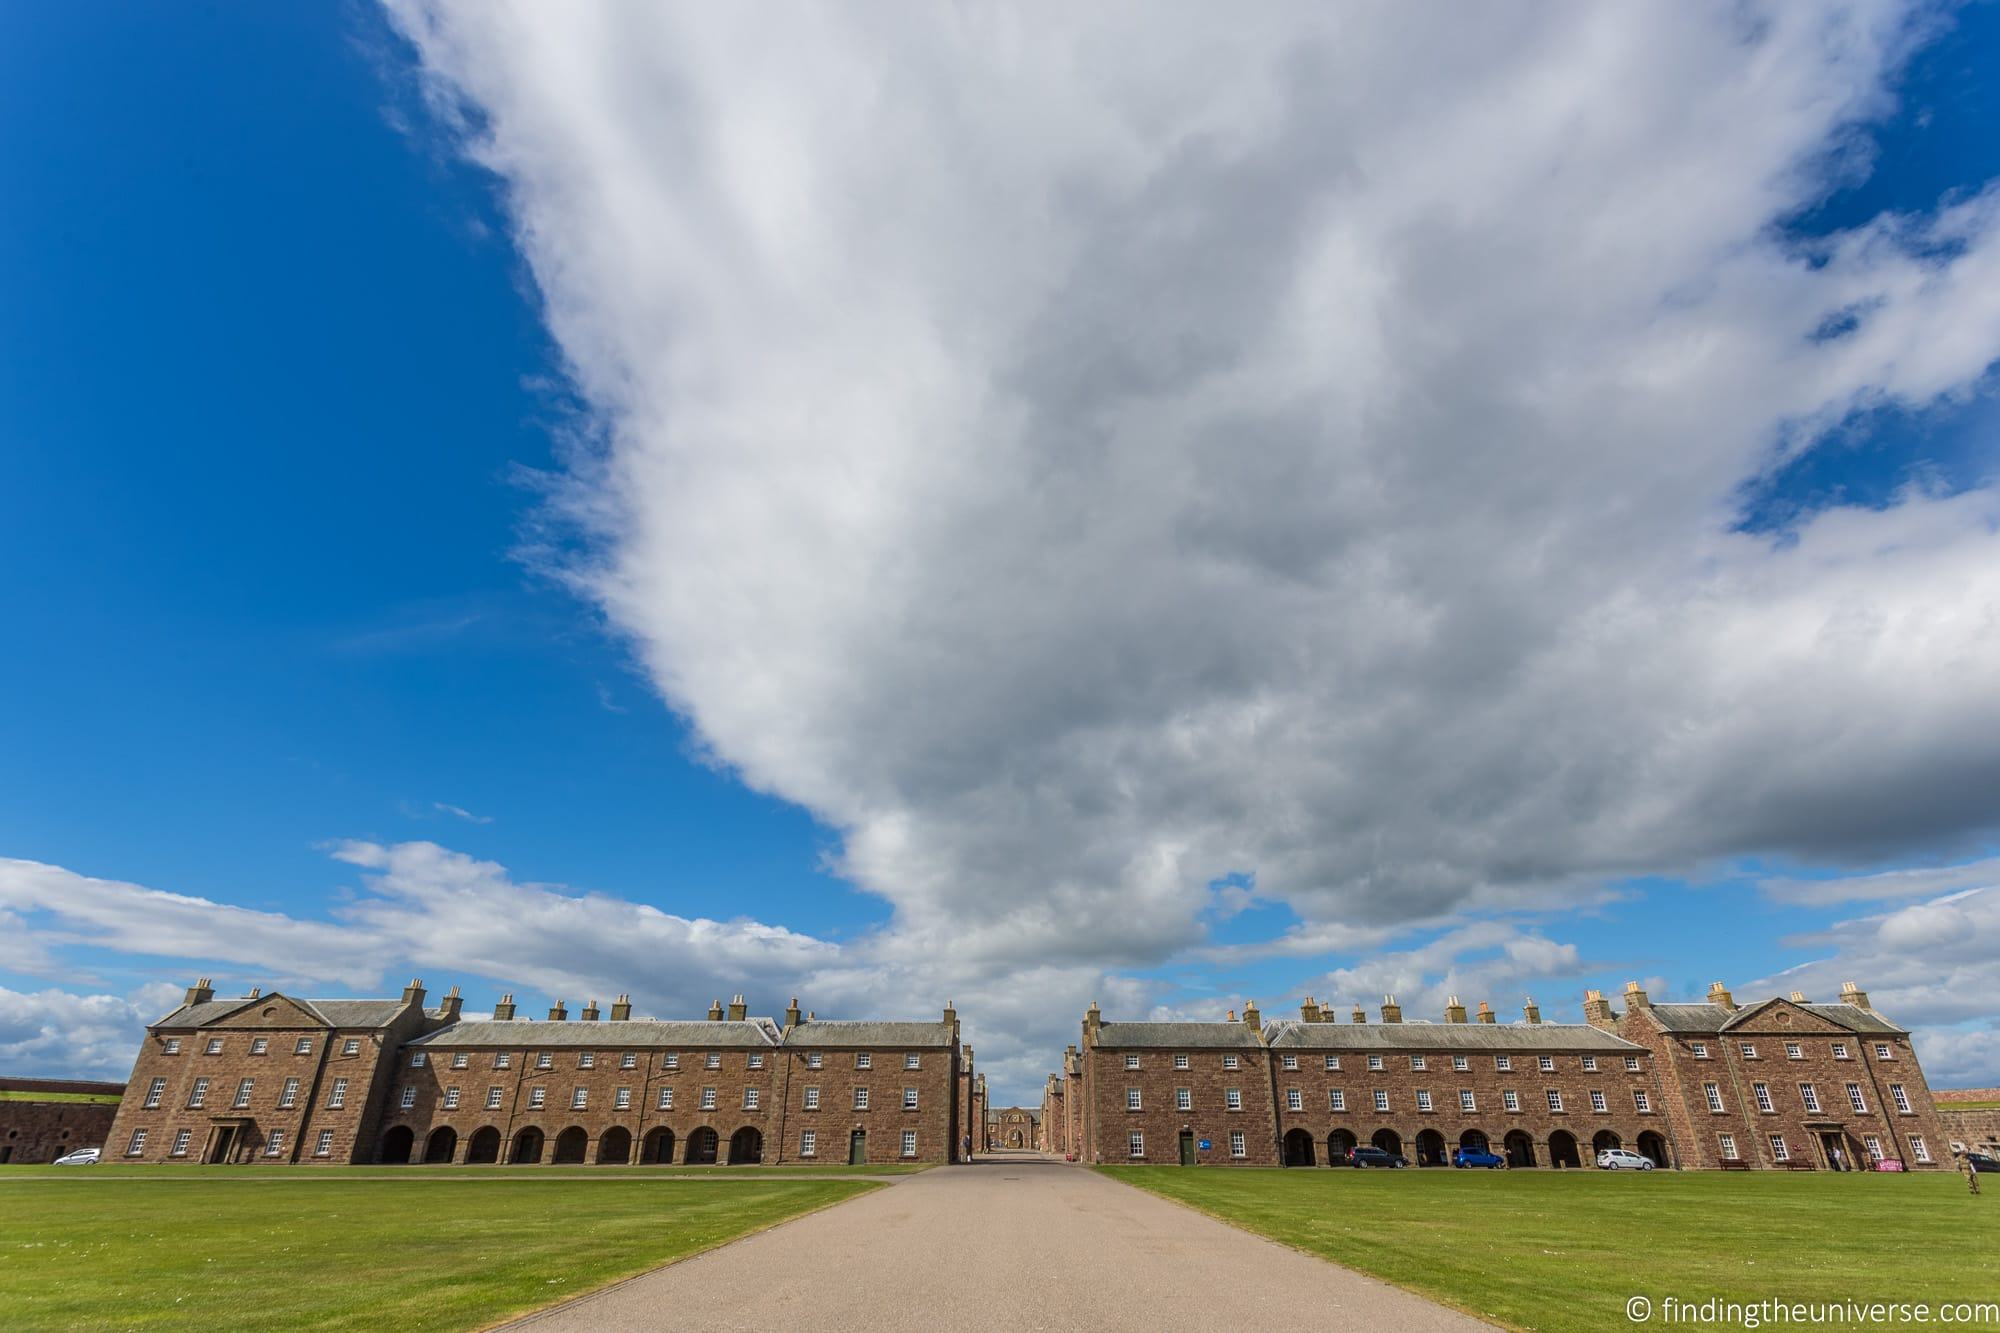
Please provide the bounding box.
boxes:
[379,1125,414,1164]
[642,1127,676,1164]
[1638,1130,1669,1168]
[1371,1128,1403,1157]
[466,1127,501,1164]
[728,1127,764,1165]
[1503,1130,1536,1168]
[1329,1128,1357,1161]
[423,1127,457,1164]
[1592,1130,1622,1161]
[1415,1129,1446,1167]
[553,1127,588,1164]
[686,1127,719,1165]
[597,1127,632,1165]
[510,1127,544,1164]
[1008,1130,1023,1147]
[1550,1130,1581,1169]
[1459,1129,1490,1153]
[1282,1128,1316,1166]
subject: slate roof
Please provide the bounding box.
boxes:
[1646,1001,1905,1037]
[1094,1022,1263,1049]
[412,1019,784,1048]
[154,996,409,1030]
[1264,1020,1644,1052]
[786,1020,956,1049]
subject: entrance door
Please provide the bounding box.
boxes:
[848,1130,866,1165]
[1820,1133,1847,1170]
[207,1126,236,1164]
[1179,1130,1195,1166]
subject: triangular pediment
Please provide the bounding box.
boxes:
[206,993,329,1030]
[1719,997,1847,1036]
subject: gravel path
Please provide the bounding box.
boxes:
[503,1150,1491,1331]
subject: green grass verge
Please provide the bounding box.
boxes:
[0,1091,121,1105]
[1,1161,925,1179]
[1100,1166,2000,1332]
[1,1171,879,1330]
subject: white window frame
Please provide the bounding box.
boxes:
[1770,1134,1789,1162]
[700,1086,717,1110]
[143,1077,166,1109]
[1229,1130,1246,1158]
[902,1087,919,1111]
[1624,1056,1640,1072]
[856,1052,873,1070]
[1411,1055,1426,1071]
[1740,1043,1757,1060]
[1800,1084,1821,1114]
[1832,1042,1850,1060]
[1590,1090,1608,1113]
[615,1088,632,1110]
[264,1130,284,1158]
[705,1052,722,1070]
[528,1088,546,1109]
[1874,1043,1893,1060]
[205,1038,224,1055]
[1282,1054,1299,1071]
[170,1128,191,1157]
[1502,1090,1520,1112]
[1718,1132,1738,1160]
[1911,1136,1931,1163]
[1416,1090,1433,1112]
[1538,1055,1555,1072]
[1753,1082,1773,1113]
[1864,1134,1884,1162]
[571,1087,588,1110]
[1847,1083,1867,1113]
[1704,1082,1724,1113]
[1174,1053,1190,1070]
[1690,1042,1709,1059]
[327,1077,346,1109]
[1176,1088,1192,1111]
[1891,1084,1912,1114]
[487,1086,504,1110]
[1128,1131,1145,1159]
[1452,1055,1469,1071]
[800,1129,817,1157]
[495,1052,512,1069]
[294,1037,312,1055]
[621,1052,637,1069]
[163,1038,182,1055]
[126,1128,148,1156]
[1367,1055,1384,1071]
[1785,1042,1803,1060]
[452,1052,469,1069]
[315,1129,335,1157]
[802,1086,819,1110]
[1495,1055,1512,1072]
[443,1086,461,1110]
[1227,1087,1244,1112]
[578,1052,595,1069]
[1287,1087,1304,1111]
[1324,1055,1341,1071]
[342,1038,360,1056]
[744,1087,760,1110]
[1126,1087,1143,1111]
[804,1053,820,1070]
[1222,1054,1240,1070]
[400,1085,416,1109]
[1581,1056,1597,1072]
[1372,1089,1389,1112]
[901,1130,918,1158]
[1459,1089,1476,1112]
[853,1087,869,1111]
[1546,1089,1563,1112]
[658,1087,675,1110]
[1329,1089,1346,1111]
[188,1077,210,1109]
[1125,1053,1140,1070]
[1634,1090,1651,1113]
[905,1052,921,1070]
[409,1051,425,1067]
[537,1052,553,1070]
[251,1038,269,1056]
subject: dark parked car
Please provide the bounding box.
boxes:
[1452,1146,1506,1169]
[1963,1152,1999,1174]
[1346,1145,1409,1168]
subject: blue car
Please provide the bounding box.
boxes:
[1452,1146,1506,1169]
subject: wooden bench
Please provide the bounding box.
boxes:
[1719,1158,1750,1170]
[1782,1160,1817,1171]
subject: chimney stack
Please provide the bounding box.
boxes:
[1476,1001,1496,1024]
[1351,1002,1366,1024]
[942,1001,957,1039]
[1379,994,1402,1024]
[1840,981,1871,1011]
[493,993,516,1021]
[402,978,426,1008]
[727,994,748,1022]
[785,997,803,1029]
[1445,996,1467,1024]
[609,994,631,1022]
[1707,981,1736,1011]
[439,986,463,1022]
[1582,989,1616,1028]
[1622,980,1650,1010]
[708,999,724,1022]
[1788,990,1808,1004]
[581,999,600,1021]
[1243,1000,1261,1028]
[1226,1009,1237,1023]
[1083,1001,1102,1046]
[1523,997,1542,1025]
[547,1000,568,1021]
[246,986,262,999]
[1300,997,1322,1023]
[183,978,214,1007]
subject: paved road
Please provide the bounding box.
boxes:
[505,1151,1490,1332]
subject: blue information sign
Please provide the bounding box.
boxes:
[1198,1139,1212,1151]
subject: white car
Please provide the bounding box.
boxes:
[52,1147,102,1166]
[1596,1148,1653,1170]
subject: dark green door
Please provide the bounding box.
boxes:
[1179,1131,1196,1166]
[849,1130,866,1165]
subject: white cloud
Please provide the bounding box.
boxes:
[432,802,493,825]
[1759,856,2000,906]
[378,1,2000,992]
[0,984,181,1082]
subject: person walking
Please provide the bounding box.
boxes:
[1964,1152,1982,1196]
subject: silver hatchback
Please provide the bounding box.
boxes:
[1596,1148,1653,1170]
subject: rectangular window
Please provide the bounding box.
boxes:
[1624,1056,1640,1072]
[1452,1055,1468,1071]
[1581,1056,1597,1072]
[295,1037,312,1055]
[905,1052,921,1070]
[1704,1083,1724,1113]
[251,1038,269,1056]
[342,1039,360,1056]
[1546,1090,1564,1112]
[315,1129,335,1157]
[800,1129,817,1157]
[1691,1042,1709,1059]
[528,1088,546,1109]
[852,1087,869,1111]
[1222,1054,1239,1070]
[1785,1042,1803,1060]
[804,1053,820,1070]
[615,1087,631,1110]
[495,1052,512,1069]
[1753,1083,1773,1113]
[1126,1088,1143,1111]
[1874,1043,1893,1060]
[164,1038,182,1055]
[1495,1055,1512,1071]
[1503,1090,1520,1112]
[205,1038,224,1055]
[1176,1088,1192,1111]
[399,1085,415,1109]
[1229,1131,1246,1158]
[452,1053,468,1069]
[143,1077,166,1109]
[1416,1090,1433,1112]
[902,1087,918,1111]
[487,1086,504,1110]
[701,1087,718,1110]
[1287,1088,1304,1111]
[856,1053,872,1070]
[1282,1055,1299,1071]
[620,1052,636,1069]
[1128,1131,1145,1159]
[1590,1090,1608,1113]
[1864,1135,1884,1162]
[1372,1090,1389,1112]
[170,1129,191,1157]
[1329,1089,1346,1112]
[1832,1043,1850,1060]
[1228,1088,1245,1111]
[744,1087,761,1110]
[803,1086,819,1110]
[1174,1053,1190,1070]
[265,1130,284,1158]
[1891,1084,1912,1114]
[1770,1134,1789,1163]
[1740,1043,1757,1060]
[748,1053,764,1070]
[189,1077,210,1109]
[901,1130,918,1158]
[1911,1136,1931,1163]
[410,1051,425,1067]
[1538,1056,1555,1072]
[1719,1132,1738,1160]
[537,1053,553,1070]
[1324,1055,1341,1071]
[663,1053,680,1070]
[1367,1055,1384,1071]
[1125,1053,1140,1069]
[443,1087,461,1110]
[1847,1083,1867,1113]
[658,1087,675,1110]
[126,1128,147,1156]
[1634,1090,1652,1113]
[1460,1089,1476,1112]
[1800,1084,1821,1114]
[571,1087,587,1109]
[1411,1055,1426,1071]
[327,1077,346,1109]
[578,1052,595,1069]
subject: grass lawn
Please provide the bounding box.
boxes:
[0,1168,881,1330]
[0,1091,122,1105]
[1101,1166,2000,1332]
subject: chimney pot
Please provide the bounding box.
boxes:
[548,1000,568,1021]
[1476,1001,1495,1024]
[1840,981,1871,1011]
[609,994,632,1021]
[1379,994,1403,1024]
[493,993,516,1021]
[1622,981,1651,1009]
[1444,996,1467,1024]
[1522,997,1542,1025]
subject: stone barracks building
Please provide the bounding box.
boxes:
[0,1076,124,1163]
[107,980,963,1167]
[1074,981,1949,1172]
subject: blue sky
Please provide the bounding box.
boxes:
[4,3,2000,1103]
